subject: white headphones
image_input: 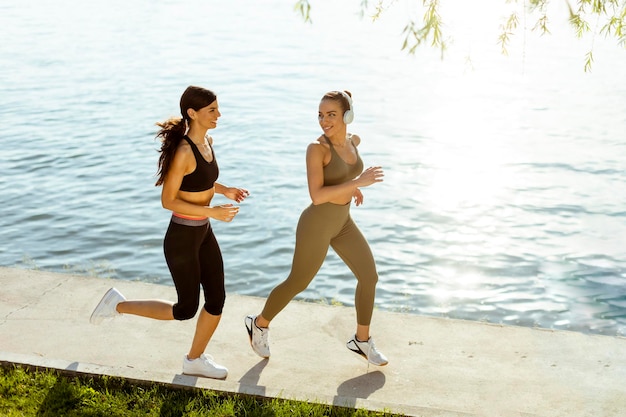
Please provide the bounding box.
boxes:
[340,91,354,124]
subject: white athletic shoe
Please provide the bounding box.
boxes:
[89,287,126,325]
[346,335,389,366]
[244,315,270,358]
[182,354,228,380]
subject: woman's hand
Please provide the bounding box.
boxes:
[355,166,384,188]
[223,187,250,203]
[352,188,364,206]
[209,204,240,222]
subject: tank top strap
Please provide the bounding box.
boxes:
[182,135,198,153]
[347,133,358,152]
[205,137,215,152]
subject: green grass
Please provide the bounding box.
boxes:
[0,364,402,417]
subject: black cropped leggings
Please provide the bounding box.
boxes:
[164,215,225,320]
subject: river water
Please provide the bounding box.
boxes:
[1,0,625,336]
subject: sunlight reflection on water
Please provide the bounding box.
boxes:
[1,0,625,336]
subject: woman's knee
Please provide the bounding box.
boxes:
[203,295,225,316]
[173,301,199,320]
[203,303,224,316]
[359,272,379,288]
[281,276,312,296]
[371,273,379,285]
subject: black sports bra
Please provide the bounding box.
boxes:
[179,136,219,192]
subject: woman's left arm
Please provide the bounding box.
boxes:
[215,182,250,203]
[206,136,250,203]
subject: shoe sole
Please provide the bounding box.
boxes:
[90,288,121,325]
[182,371,227,380]
[347,345,389,366]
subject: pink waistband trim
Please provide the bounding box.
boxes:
[173,213,209,221]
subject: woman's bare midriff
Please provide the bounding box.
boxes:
[174,188,215,219]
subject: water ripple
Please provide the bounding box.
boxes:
[1,0,625,337]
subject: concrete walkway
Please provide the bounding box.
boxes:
[0,267,624,416]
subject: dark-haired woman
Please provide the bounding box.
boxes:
[91,86,249,379]
[245,90,388,366]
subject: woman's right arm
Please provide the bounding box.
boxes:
[160,146,210,217]
[306,143,383,205]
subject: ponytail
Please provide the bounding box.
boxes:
[154,117,187,186]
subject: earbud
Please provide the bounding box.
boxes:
[340,91,354,124]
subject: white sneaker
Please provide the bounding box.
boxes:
[90,288,126,325]
[182,354,228,380]
[244,315,270,358]
[346,335,389,366]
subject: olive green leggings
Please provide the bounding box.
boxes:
[261,202,379,325]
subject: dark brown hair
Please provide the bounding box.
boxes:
[154,86,217,186]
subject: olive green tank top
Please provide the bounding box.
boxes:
[323,135,364,186]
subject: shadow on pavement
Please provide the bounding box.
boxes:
[334,370,386,408]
